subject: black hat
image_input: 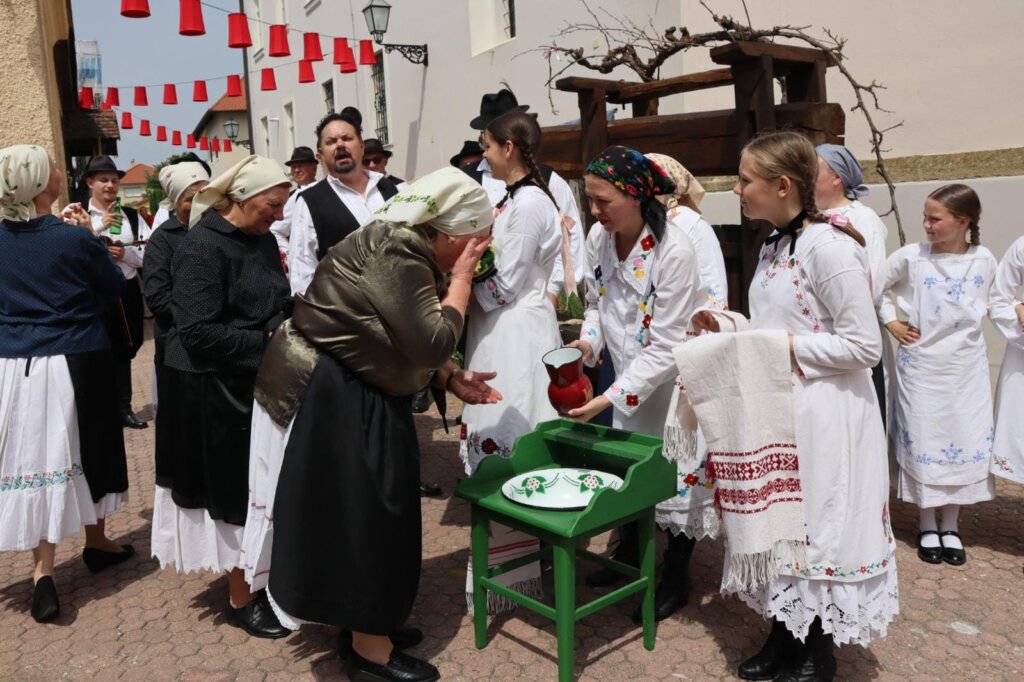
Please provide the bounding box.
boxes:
[285,146,317,166]
[340,106,363,130]
[470,88,529,130]
[449,140,482,167]
[83,155,125,178]
[362,139,392,158]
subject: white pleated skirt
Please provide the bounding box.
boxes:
[150,486,243,574]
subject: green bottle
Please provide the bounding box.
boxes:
[109,197,123,235]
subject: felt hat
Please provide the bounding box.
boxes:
[285,146,317,166]
[449,140,482,167]
[83,155,125,178]
[470,88,529,130]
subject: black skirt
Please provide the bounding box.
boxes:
[268,355,420,634]
[153,350,174,489]
[64,349,129,504]
[165,368,256,526]
[104,276,145,361]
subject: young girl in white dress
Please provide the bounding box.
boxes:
[879,184,997,566]
[566,146,704,622]
[700,131,896,681]
[990,236,1024,482]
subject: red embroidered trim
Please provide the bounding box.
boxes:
[708,453,800,482]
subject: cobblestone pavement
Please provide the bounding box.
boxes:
[2,340,1024,680]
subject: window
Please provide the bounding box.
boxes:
[468,0,517,55]
[251,0,263,51]
[260,116,270,156]
[370,51,388,144]
[502,0,516,39]
[322,79,335,114]
[284,102,295,152]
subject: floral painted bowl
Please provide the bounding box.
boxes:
[501,468,624,510]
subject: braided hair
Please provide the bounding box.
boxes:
[928,183,982,245]
[485,111,559,213]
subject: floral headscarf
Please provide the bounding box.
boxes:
[373,166,493,236]
[0,144,50,222]
[585,146,676,205]
[644,153,706,213]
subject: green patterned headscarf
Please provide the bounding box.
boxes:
[0,145,50,222]
[373,166,493,236]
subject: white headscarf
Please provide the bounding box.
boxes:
[645,153,706,213]
[0,144,50,222]
[372,166,493,236]
[159,161,210,213]
[188,155,290,228]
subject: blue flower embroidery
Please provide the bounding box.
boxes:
[973,275,985,287]
[923,276,939,289]
[941,442,964,462]
[947,278,966,302]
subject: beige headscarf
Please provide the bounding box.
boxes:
[188,154,290,228]
[372,166,493,236]
[0,144,50,222]
[645,153,706,213]
[159,161,210,213]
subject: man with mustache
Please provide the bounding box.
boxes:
[287,107,400,296]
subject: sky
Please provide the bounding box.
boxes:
[70,0,244,168]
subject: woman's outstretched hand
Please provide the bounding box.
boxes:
[448,369,502,405]
[691,310,720,333]
[566,395,611,423]
[450,236,493,283]
[565,339,593,364]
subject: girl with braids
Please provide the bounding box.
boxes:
[879,183,997,568]
[697,131,896,681]
[459,110,563,612]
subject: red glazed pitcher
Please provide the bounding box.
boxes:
[542,347,594,415]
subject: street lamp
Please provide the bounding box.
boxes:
[222,118,252,149]
[361,0,428,66]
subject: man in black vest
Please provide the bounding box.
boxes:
[286,108,400,296]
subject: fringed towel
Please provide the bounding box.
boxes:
[465,523,543,614]
[673,327,807,592]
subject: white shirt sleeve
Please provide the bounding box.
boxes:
[270,191,299,254]
[288,197,320,296]
[690,215,729,310]
[990,237,1024,348]
[877,245,914,326]
[579,227,604,365]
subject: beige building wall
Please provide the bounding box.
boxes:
[198,111,253,176]
[0,0,71,205]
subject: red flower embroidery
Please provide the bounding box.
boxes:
[881,559,888,568]
[859,565,868,574]
[625,394,639,407]
[825,567,834,576]
[683,473,699,486]
[642,314,652,328]
[460,424,468,440]
[481,438,498,455]
[641,235,655,251]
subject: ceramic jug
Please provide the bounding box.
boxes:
[542,347,593,415]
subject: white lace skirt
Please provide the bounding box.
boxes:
[0,356,98,551]
[726,562,900,646]
[151,486,243,574]
[897,468,995,508]
[94,491,128,519]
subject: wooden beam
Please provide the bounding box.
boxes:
[710,40,837,66]
[613,68,734,103]
[555,75,635,95]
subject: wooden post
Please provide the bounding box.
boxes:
[577,88,608,228]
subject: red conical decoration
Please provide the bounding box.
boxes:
[303,32,324,62]
[179,0,205,36]
[140,120,152,136]
[156,125,168,142]
[227,12,252,48]
[199,136,209,150]
[105,87,120,107]
[260,68,277,91]
[359,40,377,65]
[332,38,349,64]
[163,83,178,105]
[225,74,242,98]
[134,86,148,106]
[339,45,357,74]
[100,101,112,111]
[211,137,221,153]
[223,139,233,152]
[268,25,290,57]
[79,87,95,109]
[172,130,183,146]
[120,112,133,129]
[187,134,196,149]
[120,0,150,18]
[298,60,315,83]
[193,80,208,102]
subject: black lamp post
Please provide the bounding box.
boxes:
[362,0,428,66]
[222,118,252,150]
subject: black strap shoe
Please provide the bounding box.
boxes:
[419,481,443,498]
[339,626,424,658]
[738,618,802,680]
[31,576,60,623]
[917,531,943,564]
[227,591,290,639]
[939,530,967,565]
[121,411,148,429]
[83,544,135,573]
[347,649,439,682]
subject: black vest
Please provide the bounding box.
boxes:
[301,176,400,260]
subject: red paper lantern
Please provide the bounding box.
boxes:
[227,12,252,48]
[187,134,196,149]
[303,32,324,62]
[359,40,377,66]
[260,68,277,91]
[199,136,209,150]
[172,130,183,146]
[193,80,208,102]
[134,86,148,106]
[339,46,357,74]
[332,38,349,64]
[268,25,290,57]
[211,137,221,153]
[79,87,95,109]
[105,87,120,108]
[298,60,315,83]
[156,125,168,142]
[120,0,150,18]
[163,83,178,105]
[140,120,152,136]
[226,74,243,98]
[120,112,133,129]
[100,101,112,111]
[179,0,205,36]
[223,139,233,152]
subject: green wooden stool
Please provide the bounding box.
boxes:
[455,419,676,682]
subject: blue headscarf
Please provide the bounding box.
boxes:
[816,144,869,200]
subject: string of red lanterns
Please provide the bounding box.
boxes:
[115,106,235,153]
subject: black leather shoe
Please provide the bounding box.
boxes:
[738,618,802,680]
[587,523,638,588]
[419,481,442,498]
[633,533,695,623]
[227,591,289,639]
[917,531,943,564]
[31,576,60,623]
[120,411,148,429]
[774,618,836,682]
[939,530,967,566]
[347,649,439,682]
[339,626,424,657]
[83,544,135,573]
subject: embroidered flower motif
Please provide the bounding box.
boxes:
[634,268,645,280]
[641,235,655,251]
[481,438,499,455]
[460,423,468,440]
[642,314,652,328]
[625,394,639,407]
[683,473,699,486]
[825,567,835,576]
[632,257,645,268]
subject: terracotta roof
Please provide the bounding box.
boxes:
[193,77,248,137]
[63,109,120,141]
[121,163,155,186]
